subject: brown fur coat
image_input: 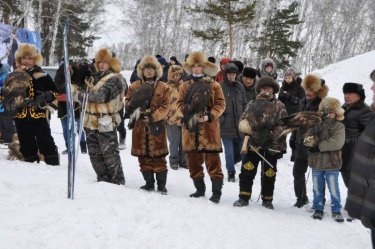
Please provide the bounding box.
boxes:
[126,80,170,157]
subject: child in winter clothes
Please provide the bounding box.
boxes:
[304,97,345,222]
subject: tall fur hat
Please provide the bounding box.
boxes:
[137,55,163,80]
[182,51,219,77]
[255,76,280,94]
[319,97,345,121]
[302,74,329,99]
[95,48,121,73]
[15,44,43,67]
[168,65,184,81]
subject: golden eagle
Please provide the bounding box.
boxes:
[1,71,31,116]
[182,81,211,132]
[126,81,154,129]
[277,111,322,138]
[241,97,277,148]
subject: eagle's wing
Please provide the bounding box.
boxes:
[183,82,211,131]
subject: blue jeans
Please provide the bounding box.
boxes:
[312,168,341,212]
[60,117,86,150]
[221,137,243,173]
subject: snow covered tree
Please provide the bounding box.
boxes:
[188,0,256,58]
[255,1,302,69]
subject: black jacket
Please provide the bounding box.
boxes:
[278,79,305,115]
[220,79,247,138]
[341,100,374,171]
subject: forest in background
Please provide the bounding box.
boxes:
[1,0,374,73]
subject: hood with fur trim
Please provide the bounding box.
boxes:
[319,97,345,121]
[182,51,219,77]
[302,74,329,99]
[259,58,277,77]
[168,65,183,81]
[15,44,43,67]
[137,55,163,80]
[95,48,121,73]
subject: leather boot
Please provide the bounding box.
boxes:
[189,178,205,198]
[156,170,168,195]
[209,179,223,203]
[140,172,155,191]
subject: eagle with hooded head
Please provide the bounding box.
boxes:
[1,71,31,116]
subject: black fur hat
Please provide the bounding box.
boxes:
[343,82,365,99]
[232,60,244,73]
[242,67,257,79]
[256,76,280,94]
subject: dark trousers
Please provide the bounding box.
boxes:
[293,158,309,199]
[15,118,59,165]
[86,129,125,184]
[166,124,186,165]
[117,108,126,140]
[0,113,15,143]
[239,150,278,201]
[372,229,375,249]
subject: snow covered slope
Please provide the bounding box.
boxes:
[314,50,375,105]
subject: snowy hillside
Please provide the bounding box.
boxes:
[315,50,375,105]
[0,65,373,249]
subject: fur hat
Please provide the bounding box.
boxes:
[224,63,238,74]
[256,76,280,94]
[94,48,121,73]
[168,65,184,81]
[343,82,365,99]
[231,60,244,73]
[302,74,329,99]
[15,44,43,67]
[137,55,163,80]
[242,67,258,79]
[319,97,345,121]
[182,51,219,77]
[370,70,375,81]
[207,56,216,64]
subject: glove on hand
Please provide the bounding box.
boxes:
[308,146,320,153]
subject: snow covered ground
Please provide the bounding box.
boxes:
[1,52,374,249]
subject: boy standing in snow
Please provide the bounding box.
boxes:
[304,97,345,222]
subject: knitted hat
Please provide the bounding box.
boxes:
[158,57,168,66]
[242,67,258,79]
[284,69,296,79]
[220,57,231,65]
[343,82,365,99]
[256,76,280,94]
